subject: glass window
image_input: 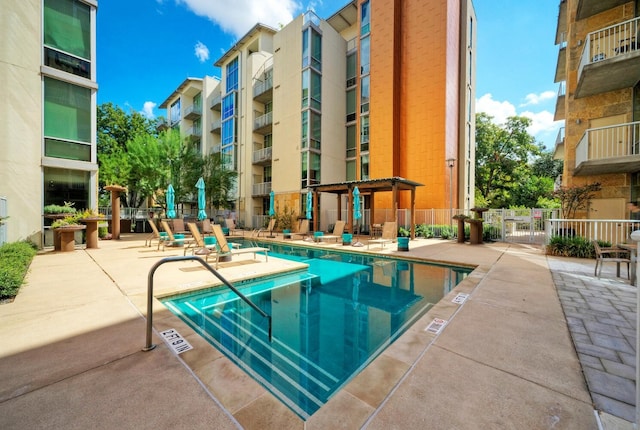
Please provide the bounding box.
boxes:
[44,77,91,143]
[222,118,235,146]
[311,30,322,71]
[310,70,321,110]
[346,89,356,122]
[346,159,356,181]
[301,151,321,187]
[360,36,370,75]
[361,1,370,35]
[222,92,235,120]
[302,28,310,68]
[44,46,90,78]
[44,167,89,209]
[193,93,202,110]
[44,0,90,60]
[301,111,308,148]
[45,138,90,161]
[360,154,369,180]
[346,53,357,87]
[170,99,181,125]
[346,125,356,158]
[226,57,239,92]
[301,69,309,108]
[360,116,369,151]
[264,134,273,148]
[360,76,370,113]
[310,111,321,150]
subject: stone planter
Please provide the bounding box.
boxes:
[54,225,86,252]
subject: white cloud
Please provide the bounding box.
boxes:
[194,41,210,63]
[520,90,556,107]
[141,101,157,119]
[176,0,301,38]
[476,93,562,149]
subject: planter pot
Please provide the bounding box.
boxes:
[342,233,353,246]
[283,229,291,239]
[54,225,86,252]
[397,237,409,251]
[313,231,324,242]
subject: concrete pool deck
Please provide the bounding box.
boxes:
[0,233,635,429]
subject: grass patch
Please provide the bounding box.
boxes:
[0,241,37,301]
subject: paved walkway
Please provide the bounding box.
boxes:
[549,257,637,427]
[0,234,636,429]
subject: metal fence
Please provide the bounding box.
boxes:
[545,218,640,245]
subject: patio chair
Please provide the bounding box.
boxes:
[225,218,244,236]
[171,218,189,235]
[292,219,311,240]
[145,219,162,247]
[317,220,346,243]
[210,224,269,268]
[256,218,276,237]
[183,222,217,260]
[160,220,193,251]
[367,221,397,249]
[200,219,214,236]
[593,240,631,279]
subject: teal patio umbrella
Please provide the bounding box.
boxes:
[306,190,313,220]
[196,177,207,221]
[352,186,363,247]
[166,184,176,219]
[269,190,275,217]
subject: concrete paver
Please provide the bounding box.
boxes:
[0,234,635,429]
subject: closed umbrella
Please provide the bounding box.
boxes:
[306,190,313,220]
[269,190,275,217]
[166,184,176,219]
[352,186,363,247]
[196,177,207,221]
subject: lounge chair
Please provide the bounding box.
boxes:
[200,219,214,236]
[318,220,346,243]
[171,218,189,235]
[255,218,276,237]
[367,221,397,249]
[292,219,311,240]
[145,219,162,247]
[225,218,244,236]
[184,222,218,259]
[160,220,193,250]
[210,224,269,268]
[593,240,630,279]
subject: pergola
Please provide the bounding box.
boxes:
[309,177,424,239]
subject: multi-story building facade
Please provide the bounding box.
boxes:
[162,0,476,230]
[553,0,640,219]
[0,0,99,246]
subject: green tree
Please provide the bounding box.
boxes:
[203,152,237,211]
[475,113,545,208]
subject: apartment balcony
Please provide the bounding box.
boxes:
[554,82,565,122]
[184,104,202,120]
[210,94,221,111]
[252,181,272,197]
[252,146,272,165]
[574,121,640,176]
[253,76,273,103]
[553,127,565,160]
[575,17,640,98]
[210,119,221,134]
[156,118,169,131]
[186,125,202,139]
[554,1,567,46]
[210,143,221,154]
[254,111,273,135]
[576,0,629,21]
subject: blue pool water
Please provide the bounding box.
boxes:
[162,241,471,419]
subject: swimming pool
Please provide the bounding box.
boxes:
[162,241,471,419]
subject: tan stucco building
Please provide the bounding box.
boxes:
[553,0,640,219]
[0,0,99,246]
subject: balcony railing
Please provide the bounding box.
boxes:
[186,125,202,138]
[554,126,565,160]
[554,82,566,121]
[210,119,221,133]
[252,181,272,196]
[210,94,222,110]
[575,121,640,174]
[253,111,273,133]
[183,104,202,120]
[253,75,273,100]
[252,146,272,164]
[576,17,640,97]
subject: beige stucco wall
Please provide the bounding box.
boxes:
[0,0,44,245]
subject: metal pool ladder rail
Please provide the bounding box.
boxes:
[142,255,272,351]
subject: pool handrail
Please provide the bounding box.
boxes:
[143,255,272,351]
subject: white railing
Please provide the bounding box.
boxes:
[557,81,565,97]
[254,111,273,131]
[186,125,201,137]
[183,104,202,117]
[210,119,221,132]
[575,121,640,165]
[253,75,273,98]
[579,17,639,77]
[252,146,272,164]
[546,218,640,245]
[252,181,272,196]
[210,94,221,109]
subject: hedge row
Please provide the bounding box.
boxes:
[0,241,37,300]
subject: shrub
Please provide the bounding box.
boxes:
[546,235,603,258]
[0,241,37,300]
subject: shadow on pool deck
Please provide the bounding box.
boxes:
[0,233,631,429]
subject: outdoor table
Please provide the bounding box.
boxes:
[618,243,637,285]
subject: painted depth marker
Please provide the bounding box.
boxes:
[160,328,193,354]
[452,293,469,305]
[425,318,447,334]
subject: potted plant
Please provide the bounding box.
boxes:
[51,214,85,252]
[397,227,410,251]
[44,202,77,218]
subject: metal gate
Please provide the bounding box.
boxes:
[499,208,557,244]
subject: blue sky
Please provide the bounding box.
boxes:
[97,0,562,149]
